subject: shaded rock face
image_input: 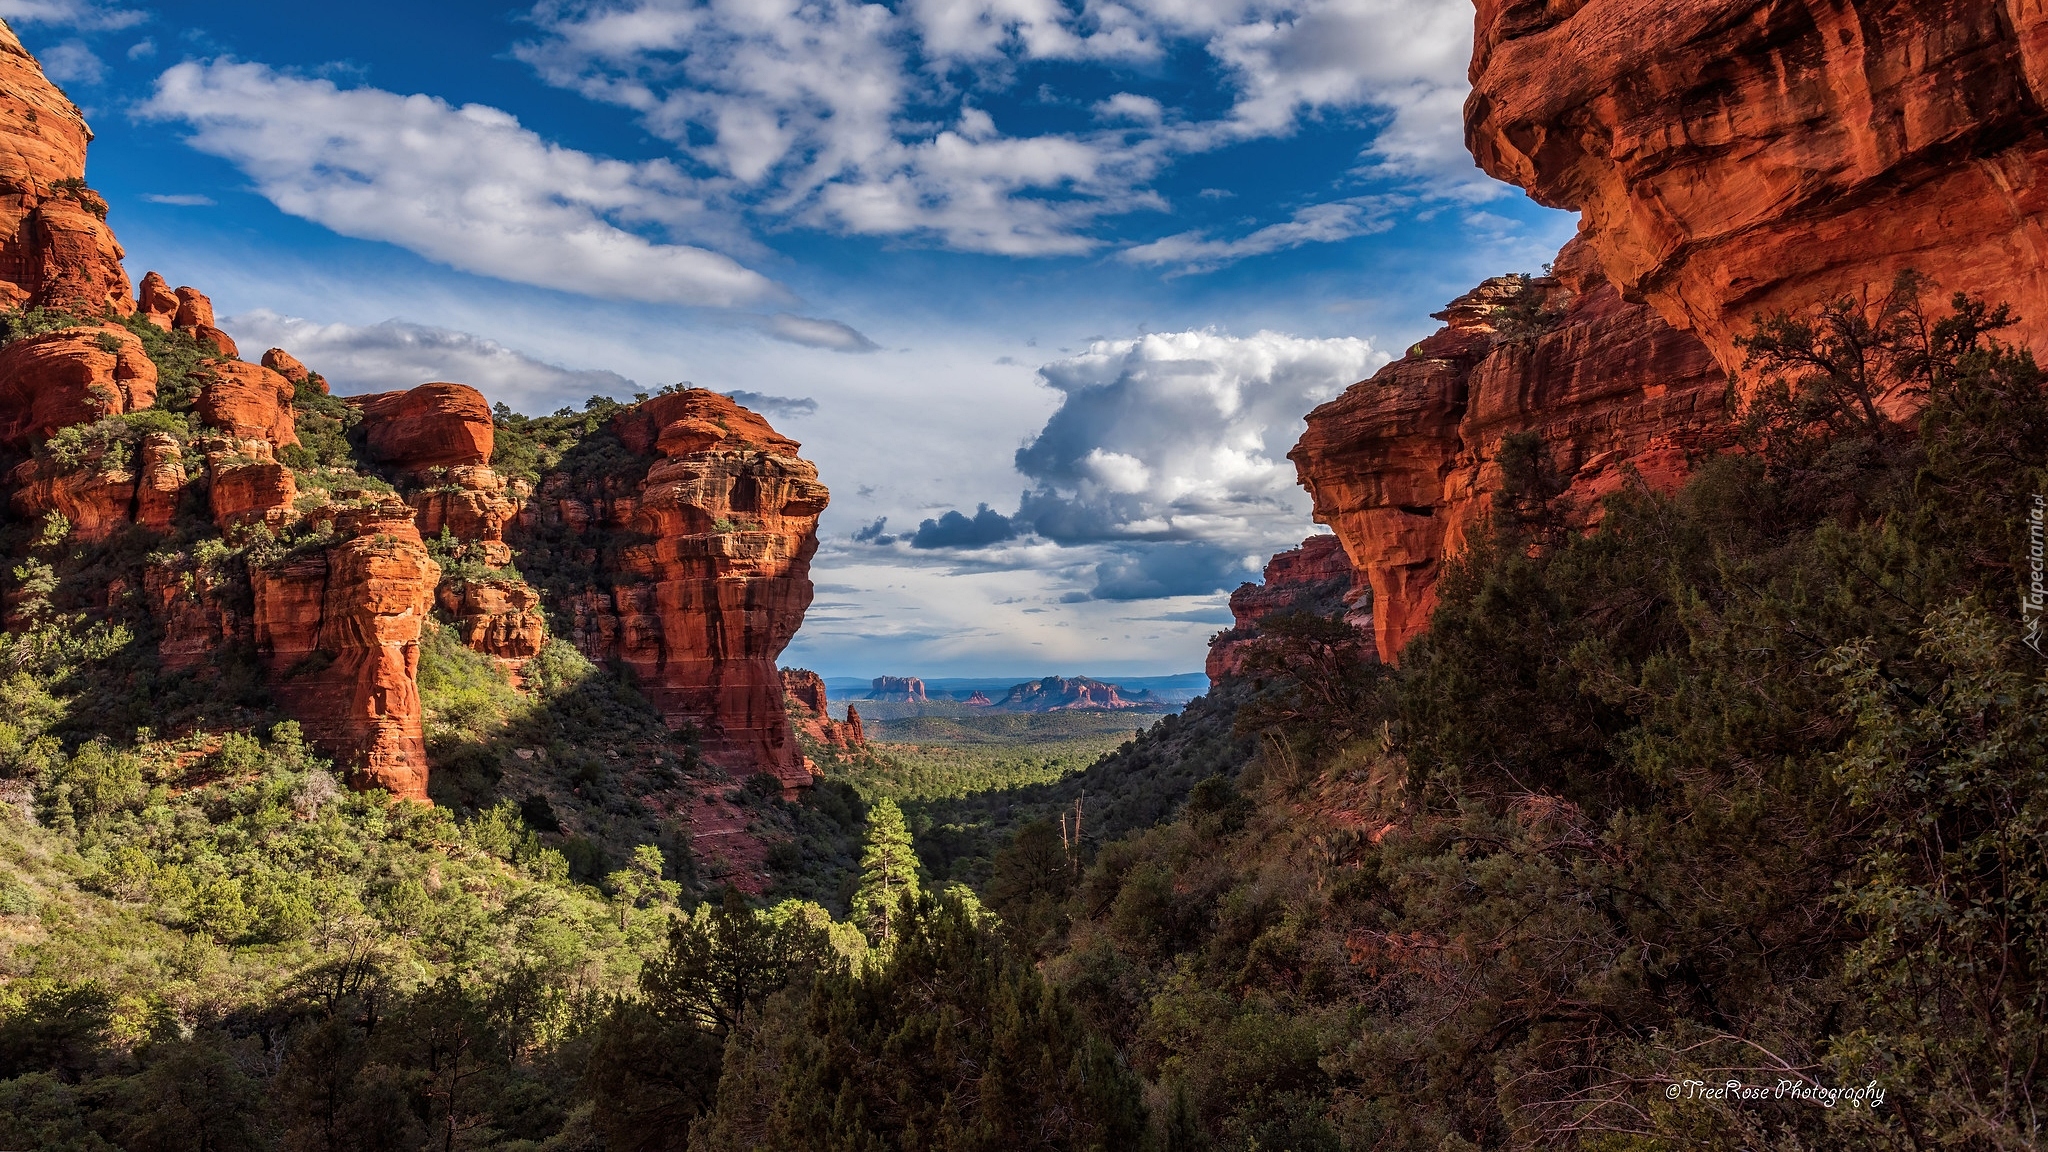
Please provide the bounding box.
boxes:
[0,324,158,447]
[1206,535,1369,684]
[409,464,525,568]
[781,667,866,751]
[252,502,440,803]
[1467,0,2048,372]
[866,676,927,703]
[0,23,131,318]
[1290,239,1728,663]
[438,578,546,661]
[8,452,135,542]
[352,382,494,474]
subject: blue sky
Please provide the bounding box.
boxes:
[9,0,1574,678]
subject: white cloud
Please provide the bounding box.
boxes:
[1014,328,1384,553]
[1120,195,1402,272]
[140,192,215,206]
[762,312,880,352]
[222,309,637,412]
[0,0,144,31]
[142,60,783,308]
[513,0,1487,260]
[36,38,102,85]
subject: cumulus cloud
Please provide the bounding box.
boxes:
[911,503,1017,549]
[893,328,1384,597]
[142,61,783,308]
[513,0,1484,260]
[1121,196,1402,273]
[223,309,635,412]
[762,313,880,352]
[722,389,818,419]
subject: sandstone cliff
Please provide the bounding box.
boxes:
[0,22,130,318]
[1290,240,1727,663]
[1467,0,2048,373]
[1206,534,1368,683]
[520,389,828,795]
[253,502,440,803]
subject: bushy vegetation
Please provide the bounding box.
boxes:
[1011,281,2048,1148]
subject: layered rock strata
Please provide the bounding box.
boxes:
[1206,534,1369,683]
[0,324,157,447]
[525,389,828,794]
[252,501,440,802]
[1290,239,1728,663]
[0,22,131,317]
[1467,0,2048,372]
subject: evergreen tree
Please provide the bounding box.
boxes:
[853,799,921,945]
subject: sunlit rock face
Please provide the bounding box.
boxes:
[521,389,830,794]
[0,23,132,318]
[1291,239,1728,664]
[1468,0,2048,374]
[253,502,440,803]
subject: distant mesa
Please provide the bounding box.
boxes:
[994,675,1161,713]
[865,676,928,703]
[962,690,993,706]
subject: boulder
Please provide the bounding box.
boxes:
[351,382,494,473]
[197,361,298,446]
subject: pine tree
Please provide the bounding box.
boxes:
[853,799,920,946]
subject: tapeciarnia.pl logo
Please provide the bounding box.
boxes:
[2026,493,2045,657]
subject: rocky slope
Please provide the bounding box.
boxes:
[1467,0,2048,374]
[0,32,828,804]
[1205,534,1368,682]
[996,676,1161,712]
[1291,239,1727,662]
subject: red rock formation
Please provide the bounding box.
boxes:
[614,388,799,458]
[0,324,158,447]
[145,557,248,671]
[1467,0,2048,374]
[252,501,440,803]
[352,382,494,473]
[410,465,525,567]
[7,453,133,542]
[963,690,992,706]
[0,22,132,317]
[1206,534,1368,683]
[781,667,867,751]
[1290,239,1728,663]
[136,272,178,330]
[169,286,238,359]
[134,432,184,530]
[197,361,298,447]
[867,676,927,703]
[521,389,827,792]
[261,347,325,394]
[438,578,545,661]
[208,453,298,531]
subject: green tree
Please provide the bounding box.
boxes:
[853,798,921,945]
